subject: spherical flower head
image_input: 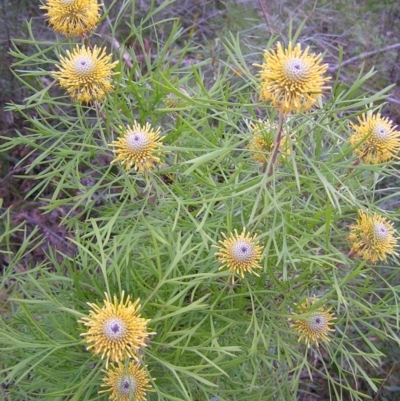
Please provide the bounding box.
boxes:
[53,45,118,103]
[41,0,101,36]
[99,361,154,401]
[165,87,191,109]
[248,119,291,163]
[110,121,163,172]
[214,228,264,282]
[256,41,330,114]
[78,292,153,368]
[349,112,400,164]
[290,295,335,348]
[348,210,398,263]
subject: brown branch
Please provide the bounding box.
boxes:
[328,43,400,71]
[373,363,396,401]
[257,0,276,33]
[266,113,286,178]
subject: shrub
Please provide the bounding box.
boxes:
[1,1,400,400]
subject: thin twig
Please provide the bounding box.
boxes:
[328,43,400,71]
[7,210,73,250]
[366,88,400,106]
[372,363,396,401]
[257,0,276,33]
[330,72,400,106]
[93,101,106,122]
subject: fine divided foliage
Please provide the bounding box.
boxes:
[1,1,400,401]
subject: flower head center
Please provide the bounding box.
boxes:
[373,222,389,241]
[231,240,254,262]
[103,317,126,340]
[307,313,327,332]
[126,131,149,153]
[72,55,96,77]
[371,124,390,142]
[283,58,309,82]
[117,375,137,395]
[60,0,77,5]
[254,137,269,151]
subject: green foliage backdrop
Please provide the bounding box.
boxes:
[1,1,400,401]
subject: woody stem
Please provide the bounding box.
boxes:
[266,112,286,178]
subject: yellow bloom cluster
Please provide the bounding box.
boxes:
[348,210,398,263]
[290,296,335,347]
[78,292,152,367]
[165,87,191,109]
[35,0,400,384]
[41,2,156,396]
[79,292,154,400]
[53,45,118,103]
[350,112,400,164]
[255,42,399,270]
[257,41,330,114]
[214,228,264,282]
[99,361,153,401]
[41,0,101,37]
[109,122,164,172]
[248,119,291,164]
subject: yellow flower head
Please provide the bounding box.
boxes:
[248,119,291,164]
[78,292,153,368]
[41,0,101,37]
[165,87,191,109]
[349,112,400,164]
[348,210,398,263]
[214,228,264,281]
[290,295,335,348]
[99,361,153,401]
[257,41,330,114]
[53,45,118,103]
[110,121,163,172]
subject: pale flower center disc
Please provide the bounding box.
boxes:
[231,240,254,262]
[60,0,78,6]
[372,124,390,142]
[283,58,309,82]
[73,56,96,77]
[126,131,149,153]
[307,313,327,332]
[102,317,127,340]
[118,376,137,395]
[373,222,388,241]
